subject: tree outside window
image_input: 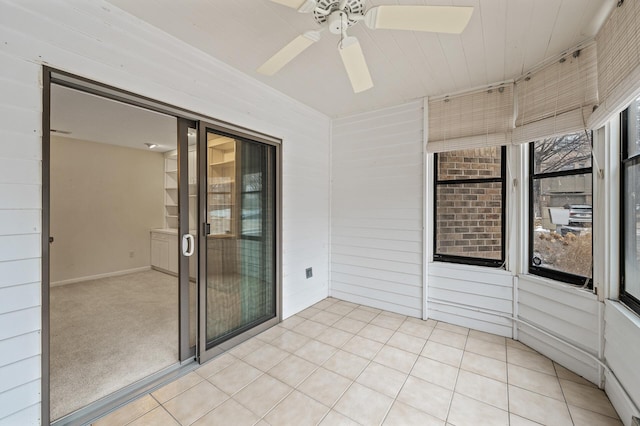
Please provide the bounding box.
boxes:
[529,132,593,285]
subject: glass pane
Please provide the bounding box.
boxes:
[205,133,276,346]
[624,162,640,300]
[531,174,592,278]
[533,132,592,174]
[437,147,501,181]
[626,96,640,158]
[436,182,503,260]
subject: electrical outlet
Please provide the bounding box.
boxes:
[305,267,313,279]
[129,251,135,258]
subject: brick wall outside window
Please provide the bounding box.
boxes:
[435,147,503,261]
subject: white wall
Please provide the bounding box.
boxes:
[50,136,165,284]
[0,0,330,423]
[517,276,602,384]
[604,301,640,425]
[428,263,514,337]
[330,100,424,317]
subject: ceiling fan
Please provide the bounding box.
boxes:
[258,0,473,93]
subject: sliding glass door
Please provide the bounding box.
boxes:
[198,124,279,361]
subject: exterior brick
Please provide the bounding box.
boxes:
[436,147,502,260]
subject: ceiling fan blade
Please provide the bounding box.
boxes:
[269,0,317,13]
[257,31,321,76]
[364,5,473,34]
[339,36,373,93]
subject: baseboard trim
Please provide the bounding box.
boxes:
[51,266,151,287]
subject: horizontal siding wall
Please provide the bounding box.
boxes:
[0,43,43,424]
[331,100,424,317]
[517,276,601,384]
[0,0,331,423]
[428,263,514,337]
[603,301,640,425]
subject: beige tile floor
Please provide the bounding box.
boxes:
[93,298,622,426]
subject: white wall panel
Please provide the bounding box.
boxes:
[0,185,40,210]
[0,159,40,185]
[517,276,601,383]
[0,0,330,421]
[0,131,41,161]
[0,356,40,395]
[0,380,40,422]
[428,263,514,337]
[0,333,40,367]
[0,403,39,426]
[0,283,40,314]
[0,235,40,262]
[0,307,40,341]
[331,100,424,317]
[0,259,40,289]
[604,301,640,424]
[0,211,40,236]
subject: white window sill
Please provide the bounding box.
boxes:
[429,261,514,277]
[517,273,598,301]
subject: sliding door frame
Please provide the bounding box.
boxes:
[42,67,282,424]
[197,122,282,364]
[177,118,197,361]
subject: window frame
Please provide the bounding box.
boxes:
[620,107,640,315]
[528,135,594,287]
[433,146,507,268]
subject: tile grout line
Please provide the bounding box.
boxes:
[554,362,577,426]
[252,301,375,424]
[313,305,393,425]
[377,324,433,425]
[443,327,470,425]
[301,302,425,424]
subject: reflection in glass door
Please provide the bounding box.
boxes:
[199,126,279,359]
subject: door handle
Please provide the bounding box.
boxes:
[182,234,195,256]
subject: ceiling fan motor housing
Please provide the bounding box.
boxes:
[328,11,349,34]
[314,0,365,29]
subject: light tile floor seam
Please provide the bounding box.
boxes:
[378,336,430,425]
[241,381,297,425]
[443,329,478,425]
[316,320,393,425]
[258,305,385,425]
[554,362,577,426]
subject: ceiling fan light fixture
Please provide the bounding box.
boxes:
[339,36,373,93]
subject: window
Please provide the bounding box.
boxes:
[434,147,506,267]
[621,97,640,315]
[529,132,593,286]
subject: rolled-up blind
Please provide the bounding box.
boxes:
[589,0,640,129]
[427,83,514,153]
[513,43,598,144]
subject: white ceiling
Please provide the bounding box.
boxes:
[105,0,615,118]
[51,84,178,152]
